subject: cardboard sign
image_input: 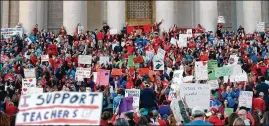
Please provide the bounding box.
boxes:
[256,22,265,32]
[111,69,122,76]
[207,80,219,90]
[1,28,23,39]
[172,70,184,84]
[229,55,239,65]
[76,67,91,79]
[218,16,225,23]
[180,83,210,110]
[96,69,110,85]
[238,91,253,108]
[208,60,218,80]
[99,56,109,64]
[126,24,151,35]
[215,66,233,78]
[178,34,188,48]
[128,56,134,67]
[195,61,208,80]
[24,68,36,78]
[146,50,155,61]
[125,89,140,111]
[78,26,84,34]
[41,55,49,62]
[156,48,165,61]
[138,68,150,76]
[27,88,43,95]
[22,78,37,95]
[153,60,164,71]
[109,29,118,35]
[92,72,98,83]
[168,84,180,101]
[78,55,92,65]
[170,99,184,123]
[170,37,177,45]
[186,29,193,37]
[225,108,234,116]
[16,92,103,125]
[183,76,194,83]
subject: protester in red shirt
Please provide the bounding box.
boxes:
[252,92,266,113]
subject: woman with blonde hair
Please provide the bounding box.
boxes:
[233,117,245,126]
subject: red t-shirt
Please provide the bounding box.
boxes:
[252,98,266,113]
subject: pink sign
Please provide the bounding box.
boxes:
[96,69,110,86]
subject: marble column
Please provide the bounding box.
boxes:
[107,1,125,30]
[63,1,86,35]
[19,1,47,34]
[243,1,261,33]
[156,1,175,33]
[1,1,9,28]
[199,1,218,32]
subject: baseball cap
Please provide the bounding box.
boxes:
[191,106,205,117]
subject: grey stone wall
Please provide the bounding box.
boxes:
[217,1,233,30]
[261,1,269,28]
[47,1,63,33]
[87,1,102,31]
[175,1,194,28]
[9,1,19,27]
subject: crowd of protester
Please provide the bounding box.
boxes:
[0,19,269,126]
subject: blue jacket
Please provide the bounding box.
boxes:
[222,91,236,108]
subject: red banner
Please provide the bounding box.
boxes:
[127,24,151,35]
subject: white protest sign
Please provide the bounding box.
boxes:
[78,26,84,34]
[27,87,43,95]
[183,76,194,83]
[93,72,98,83]
[156,48,165,61]
[99,56,109,64]
[76,67,91,79]
[1,28,24,39]
[78,55,92,65]
[110,29,118,35]
[153,60,164,71]
[238,91,253,108]
[22,78,37,95]
[186,29,193,37]
[207,80,219,90]
[41,55,49,62]
[229,55,239,65]
[24,68,36,78]
[234,71,248,82]
[256,22,265,32]
[168,84,180,101]
[170,37,177,45]
[16,92,103,125]
[180,83,210,110]
[218,16,225,23]
[178,34,188,48]
[125,89,140,111]
[195,61,208,80]
[170,99,184,123]
[172,70,184,84]
[146,50,155,61]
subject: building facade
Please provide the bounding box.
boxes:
[1,1,269,35]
